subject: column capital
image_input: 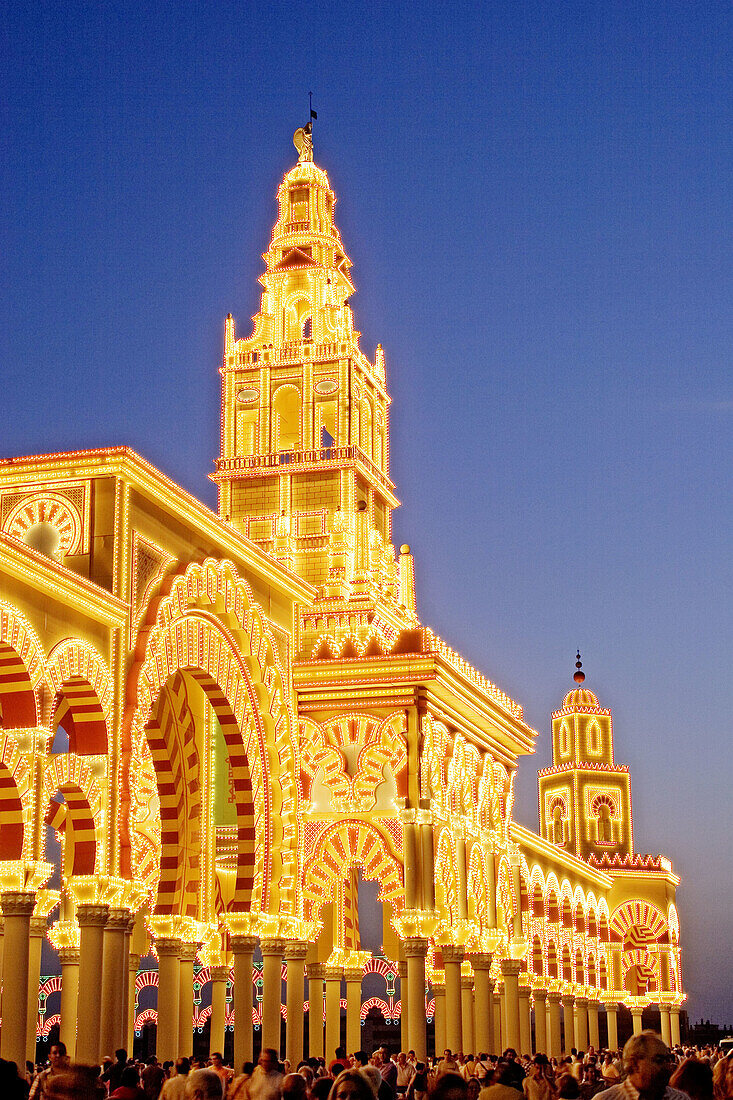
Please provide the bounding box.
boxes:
[344,967,364,983]
[397,960,407,978]
[604,1001,619,1012]
[561,994,575,1007]
[307,963,326,980]
[575,996,589,1008]
[460,974,475,991]
[323,966,343,982]
[210,964,230,982]
[547,991,563,1006]
[487,978,496,994]
[179,941,200,963]
[231,934,259,954]
[630,1005,644,1016]
[500,958,522,978]
[260,936,288,955]
[58,947,80,966]
[518,985,532,1001]
[129,952,141,972]
[533,988,548,1003]
[30,914,48,936]
[670,1005,681,1016]
[106,907,132,931]
[402,937,429,958]
[440,944,465,964]
[155,937,183,957]
[469,952,493,971]
[76,903,109,928]
[283,940,310,961]
[1,891,36,916]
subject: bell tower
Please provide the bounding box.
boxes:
[538,654,634,860]
[213,125,417,651]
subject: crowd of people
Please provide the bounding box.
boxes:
[2,1031,732,1100]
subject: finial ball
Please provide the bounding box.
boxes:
[400,544,410,555]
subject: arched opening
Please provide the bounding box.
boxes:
[532,935,543,975]
[52,678,108,755]
[575,948,585,986]
[44,783,97,878]
[532,883,544,918]
[272,386,301,451]
[562,897,572,929]
[588,953,597,987]
[360,398,373,459]
[562,945,572,982]
[302,315,313,341]
[0,641,37,727]
[0,761,24,859]
[547,891,559,924]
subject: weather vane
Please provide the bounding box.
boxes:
[293,93,318,163]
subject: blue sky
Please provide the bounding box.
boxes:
[2,0,732,1025]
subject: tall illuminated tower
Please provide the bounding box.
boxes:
[213,126,417,653]
[538,654,634,860]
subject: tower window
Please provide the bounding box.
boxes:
[303,316,313,340]
[289,188,309,221]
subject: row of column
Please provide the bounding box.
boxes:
[0,894,136,1070]
[433,951,682,1057]
[0,897,682,1069]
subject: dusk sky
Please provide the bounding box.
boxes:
[2,1,732,1024]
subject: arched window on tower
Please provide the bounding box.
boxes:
[273,386,301,451]
[302,315,313,341]
[591,793,617,845]
[361,397,373,459]
[549,798,566,846]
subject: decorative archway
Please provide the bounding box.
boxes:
[124,559,299,918]
[302,819,404,919]
[0,605,44,728]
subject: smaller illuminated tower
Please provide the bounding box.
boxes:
[538,653,633,860]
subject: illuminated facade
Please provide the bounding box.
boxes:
[0,128,684,1069]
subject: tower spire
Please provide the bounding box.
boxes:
[574,649,585,684]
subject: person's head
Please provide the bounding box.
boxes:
[311,1080,333,1100]
[397,1054,407,1066]
[242,1064,255,1078]
[211,1053,224,1069]
[623,1033,673,1096]
[122,1068,140,1088]
[359,1066,383,1097]
[336,1049,347,1061]
[493,1064,516,1087]
[443,1051,452,1060]
[332,1065,346,1078]
[503,1050,517,1063]
[430,1072,469,1100]
[259,1050,280,1075]
[49,1044,68,1068]
[45,1065,106,1100]
[185,1069,224,1100]
[115,1050,127,1064]
[299,1066,315,1088]
[712,1057,733,1100]
[671,1057,713,1100]
[282,1073,308,1100]
[176,1058,191,1077]
[467,1078,481,1100]
[353,1053,369,1069]
[556,1075,580,1100]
